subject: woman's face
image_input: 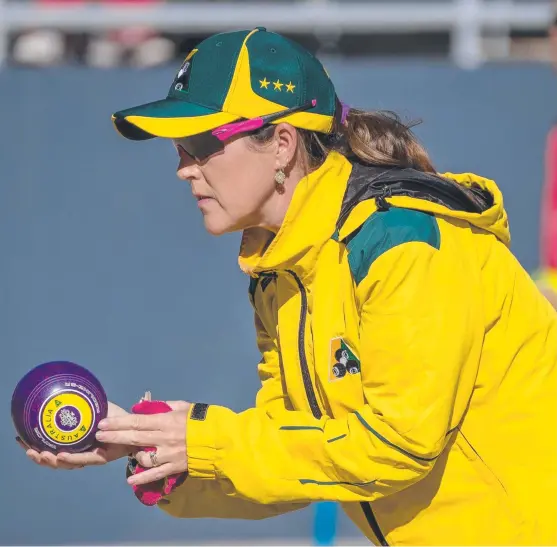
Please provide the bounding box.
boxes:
[174,126,297,236]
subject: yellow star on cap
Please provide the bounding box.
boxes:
[273,79,283,91]
[286,81,296,93]
[259,77,270,89]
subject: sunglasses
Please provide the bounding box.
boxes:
[173,99,317,162]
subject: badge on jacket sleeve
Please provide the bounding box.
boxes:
[330,337,361,381]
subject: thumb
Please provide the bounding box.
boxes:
[165,401,192,412]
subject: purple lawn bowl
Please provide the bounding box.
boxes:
[12,361,108,454]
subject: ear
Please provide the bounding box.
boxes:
[273,123,298,170]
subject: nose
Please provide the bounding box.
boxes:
[176,155,199,184]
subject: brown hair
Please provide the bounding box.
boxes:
[250,108,437,174]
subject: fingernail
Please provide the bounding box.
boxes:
[98,420,107,429]
[95,431,106,441]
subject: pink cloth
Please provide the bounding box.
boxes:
[129,400,187,506]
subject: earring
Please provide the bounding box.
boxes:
[275,168,286,186]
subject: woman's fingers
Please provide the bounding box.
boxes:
[133,450,155,469]
[37,451,62,469]
[17,438,61,469]
[127,462,177,486]
[22,444,95,469]
[96,428,164,447]
[37,451,81,470]
[57,448,109,467]
[25,448,42,465]
[98,412,166,433]
[134,449,170,469]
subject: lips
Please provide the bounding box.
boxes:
[193,193,212,201]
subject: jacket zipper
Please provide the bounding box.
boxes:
[285,269,322,419]
[284,269,389,546]
[361,502,389,546]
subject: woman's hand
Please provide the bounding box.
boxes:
[18,401,133,470]
[95,401,191,486]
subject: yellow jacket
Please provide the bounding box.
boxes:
[160,152,557,545]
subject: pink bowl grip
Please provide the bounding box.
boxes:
[128,399,187,506]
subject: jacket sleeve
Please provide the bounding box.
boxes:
[159,476,306,519]
[182,235,484,505]
[158,310,309,518]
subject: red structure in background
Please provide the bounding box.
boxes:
[536,123,557,308]
[541,124,557,273]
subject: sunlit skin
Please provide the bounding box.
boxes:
[176,123,305,236]
[18,123,313,485]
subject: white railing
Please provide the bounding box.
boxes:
[0,0,553,68]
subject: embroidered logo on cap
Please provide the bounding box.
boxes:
[174,49,198,92]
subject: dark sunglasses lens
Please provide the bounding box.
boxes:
[180,133,224,161]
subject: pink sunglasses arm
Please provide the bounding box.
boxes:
[211,118,265,142]
[211,100,318,142]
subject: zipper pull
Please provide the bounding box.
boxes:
[375,186,392,212]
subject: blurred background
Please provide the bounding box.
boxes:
[1,0,557,545]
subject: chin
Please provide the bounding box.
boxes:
[202,217,235,236]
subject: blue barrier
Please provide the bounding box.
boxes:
[313,502,339,545]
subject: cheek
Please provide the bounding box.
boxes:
[240,157,276,203]
[211,148,275,215]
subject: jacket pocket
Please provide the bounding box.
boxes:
[455,428,527,537]
[457,429,507,493]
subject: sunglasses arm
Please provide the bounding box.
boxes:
[211,100,317,142]
[211,118,265,142]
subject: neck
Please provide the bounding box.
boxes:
[238,151,353,276]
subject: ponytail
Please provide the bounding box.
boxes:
[249,107,436,174]
[300,108,436,173]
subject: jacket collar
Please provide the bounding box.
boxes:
[238,151,353,278]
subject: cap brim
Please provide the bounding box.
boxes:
[112,98,240,140]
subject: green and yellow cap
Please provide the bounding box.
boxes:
[112,27,339,140]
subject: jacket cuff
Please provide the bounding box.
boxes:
[186,403,222,479]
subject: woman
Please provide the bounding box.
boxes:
[19,27,557,546]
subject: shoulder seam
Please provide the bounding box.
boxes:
[346,208,440,285]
